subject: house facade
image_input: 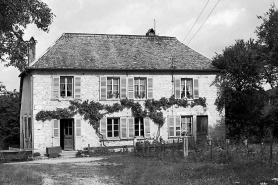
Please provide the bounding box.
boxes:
[19,32,225,154]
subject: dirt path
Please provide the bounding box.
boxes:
[6,157,120,185]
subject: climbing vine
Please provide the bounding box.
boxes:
[36,96,207,139]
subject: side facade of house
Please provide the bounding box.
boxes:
[19,33,225,154]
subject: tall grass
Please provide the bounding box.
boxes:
[0,164,42,185]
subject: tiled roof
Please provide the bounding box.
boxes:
[30,33,216,71]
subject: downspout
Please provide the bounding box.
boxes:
[31,74,34,154]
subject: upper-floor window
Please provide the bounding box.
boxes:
[181,78,193,99]
[175,78,199,99]
[60,76,73,98]
[134,78,146,99]
[51,76,81,100]
[107,77,120,99]
[100,76,153,100]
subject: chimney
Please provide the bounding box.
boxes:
[28,37,36,66]
[146,28,156,36]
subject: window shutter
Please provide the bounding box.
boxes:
[75,117,81,137]
[193,79,199,99]
[100,77,107,100]
[120,117,127,139]
[100,118,107,140]
[120,77,127,99]
[53,119,60,146]
[168,115,175,137]
[147,78,153,99]
[75,116,82,150]
[174,78,181,99]
[74,76,81,100]
[127,77,134,99]
[128,117,134,138]
[144,117,151,138]
[175,116,181,137]
[51,76,60,100]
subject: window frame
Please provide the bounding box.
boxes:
[107,118,120,139]
[181,116,193,136]
[134,77,147,99]
[60,76,74,98]
[181,78,193,99]
[169,115,193,138]
[107,77,120,99]
[134,117,144,137]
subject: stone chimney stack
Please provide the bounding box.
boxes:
[28,37,36,66]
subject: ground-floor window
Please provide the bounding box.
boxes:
[181,116,192,135]
[169,115,193,137]
[135,117,144,137]
[107,118,119,138]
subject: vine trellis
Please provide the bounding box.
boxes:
[36,95,207,140]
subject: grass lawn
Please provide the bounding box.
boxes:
[0,163,43,185]
[0,154,278,185]
[95,154,278,185]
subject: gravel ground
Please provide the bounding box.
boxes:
[6,156,120,185]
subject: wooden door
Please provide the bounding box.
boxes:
[64,119,74,150]
[197,116,208,143]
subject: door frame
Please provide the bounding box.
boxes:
[60,118,75,150]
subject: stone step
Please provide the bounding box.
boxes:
[60,150,77,158]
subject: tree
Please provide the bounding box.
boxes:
[256,4,278,88]
[212,39,265,139]
[0,86,20,149]
[0,0,54,71]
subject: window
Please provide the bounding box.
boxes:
[181,116,192,135]
[135,118,144,137]
[107,77,120,99]
[181,78,193,99]
[134,78,146,99]
[60,76,73,98]
[107,118,119,138]
[169,115,192,137]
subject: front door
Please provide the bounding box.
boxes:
[62,119,74,150]
[197,116,208,143]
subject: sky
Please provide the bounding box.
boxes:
[0,0,277,91]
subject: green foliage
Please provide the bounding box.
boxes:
[36,97,207,139]
[0,0,54,71]
[0,90,20,149]
[256,5,278,88]
[212,39,265,139]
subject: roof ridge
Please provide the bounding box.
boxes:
[63,32,176,39]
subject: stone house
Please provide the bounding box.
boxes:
[19,32,225,154]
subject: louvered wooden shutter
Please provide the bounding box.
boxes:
[175,116,181,137]
[74,76,81,99]
[147,78,153,99]
[120,117,127,139]
[174,78,181,99]
[75,116,82,150]
[100,118,107,140]
[168,115,175,137]
[51,76,60,100]
[128,117,134,138]
[53,119,60,146]
[144,117,151,138]
[120,77,127,99]
[193,79,199,99]
[127,77,134,99]
[100,77,107,100]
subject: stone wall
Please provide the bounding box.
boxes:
[31,70,225,154]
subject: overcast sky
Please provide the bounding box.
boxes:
[0,0,277,91]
